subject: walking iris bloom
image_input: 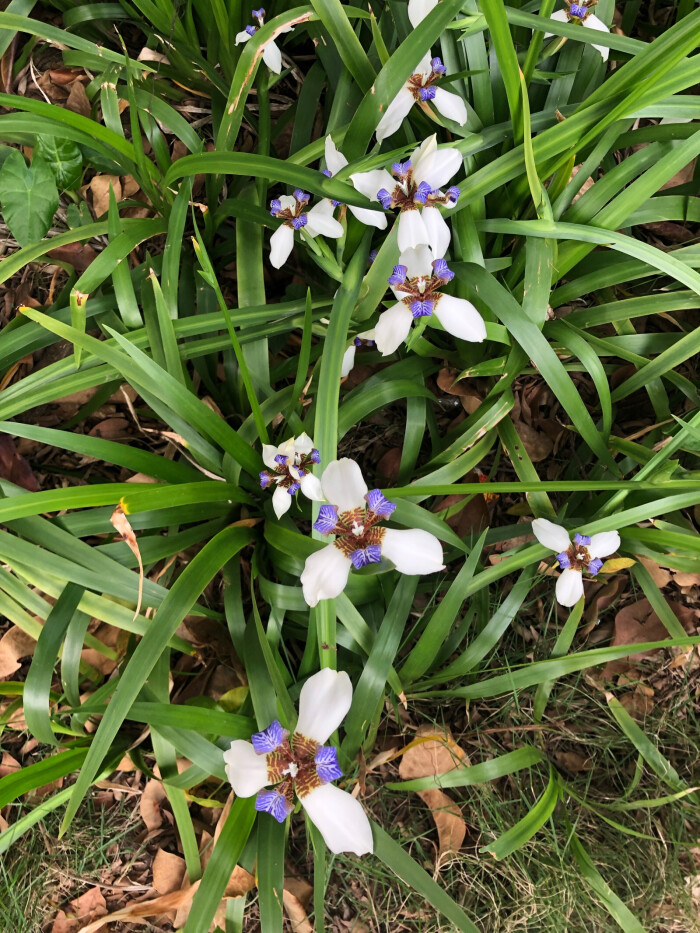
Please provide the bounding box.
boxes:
[224,669,373,856]
[350,136,461,258]
[260,433,324,518]
[235,8,293,73]
[341,331,375,378]
[375,245,486,355]
[323,137,388,230]
[301,458,444,607]
[532,519,621,607]
[547,1,610,61]
[269,190,344,269]
[376,54,467,142]
[408,0,438,26]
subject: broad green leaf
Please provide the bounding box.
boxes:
[0,150,58,246]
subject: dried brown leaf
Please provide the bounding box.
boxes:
[418,788,466,865]
[140,778,167,832]
[0,626,36,679]
[110,505,143,620]
[283,889,314,933]
[89,175,121,218]
[152,849,186,895]
[399,725,469,780]
[65,80,91,117]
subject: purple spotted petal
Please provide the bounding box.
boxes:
[556,552,571,569]
[419,86,437,102]
[377,188,393,210]
[391,160,411,177]
[292,214,308,230]
[431,56,447,75]
[245,23,257,35]
[432,258,454,282]
[445,186,460,203]
[310,448,321,463]
[252,719,286,754]
[574,533,591,547]
[252,7,265,18]
[288,482,301,495]
[587,558,603,575]
[411,299,434,318]
[350,545,382,569]
[260,472,273,488]
[294,189,310,204]
[255,789,293,823]
[387,264,408,287]
[321,169,332,178]
[313,504,339,535]
[366,488,396,518]
[274,454,288,465]
[569,3,587,17]
[353,337,362,347]
[414,181,432,204]
[269,198,282,217]
[368,249,378,264]
[314,745,343,783]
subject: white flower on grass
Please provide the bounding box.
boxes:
[301,458,444,607]
[532,518,621,607]
[350,136,462,258]
[269,190,344,269]
[547,1,610,61]
[341,330,375,378]
[375,245,486,355]
[408,0,438,27]
[235,8,293,73]
[260,433,324,518]
[224,669,373,856]
[376,54,467,142]
[323,137,387,230]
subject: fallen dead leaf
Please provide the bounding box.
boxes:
[140,778,167,832]
[152,849,186,895]
[0,626,36,679]
[283,888,314,933]
[604,598,699,678]
[110,505,143,620]
[637,553,671,587]
[90,175,121,218]
[51,887,107,933]
[80,884,199,933]
[65,80,91,117]
[0,435,39,491]
[398,725,469,781]
[553,750,593,774]
[511,420,553,463]
[419,788,466,866]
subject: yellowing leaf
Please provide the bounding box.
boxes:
[599,557,637,573]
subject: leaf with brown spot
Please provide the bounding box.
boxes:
[152,849,186,895]
[110,505,143,620]
[0,626,36,679]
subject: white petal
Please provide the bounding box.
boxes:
[262,444,280,469]
[381,527,445,575]
[376,87,415,142]
[277,436,297,460]
[294,432,314,456]
[584,14,610,60]
[299,472,324,502]
[555,568,584,607]
[414,52,433,77]
[358,328,375,341]
[278,194,297,212]
[235,30,252,45]
[588,531,620,559]
[432,88,468,126]
[269,224,294,269]
[545,9,568,39]
[301,782,373,855]
[374,304,413,356]
[420,206,451,258]
[305,201,344,239]
[348,204,388,229]
[262,39,282,73]
[397,210,429,253]
[223,740,270,797]
[341,344,356,378]
[301,545,352,608]
[408,0,438,28]
[400,244,433,278]
[349,168,395,202]
[321,458,368,512]
[434,294,486,343]
[296,668,352,744]
[324,135,348,175]
[532,518,571,553]
[414,146,462,191]
[272,484,292,519]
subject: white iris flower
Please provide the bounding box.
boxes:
[268,190,344,269]
[260,433,324,518]
[301,458,445,607]
[532,518,621,606]
[376,53,467,142]
[375,245,486,355]
[547,1,611,61]
[224,668,373,856]
[235,7,294,74]
[350,135,462,258]
[323,137,388,230]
